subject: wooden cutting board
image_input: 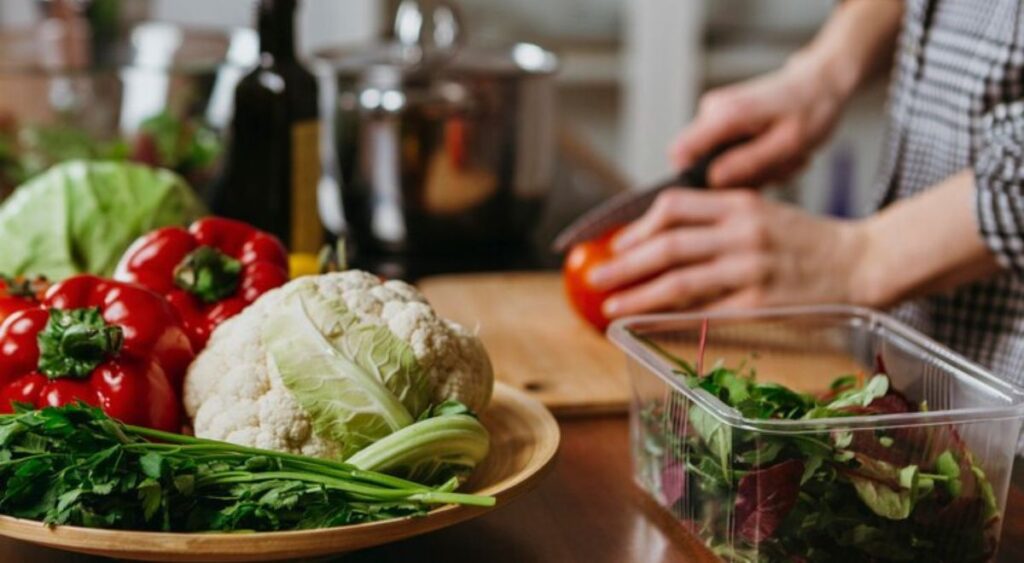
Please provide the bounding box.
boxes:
[419,272,630,417]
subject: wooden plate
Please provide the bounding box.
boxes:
[0,383,560,562]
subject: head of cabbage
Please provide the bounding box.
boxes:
[184,271,493,485]
[0,160,205,279]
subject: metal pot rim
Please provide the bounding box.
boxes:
[313,40,559,80]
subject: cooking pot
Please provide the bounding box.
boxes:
[316,0,558,255]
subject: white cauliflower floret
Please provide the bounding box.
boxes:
[184,271,494,458]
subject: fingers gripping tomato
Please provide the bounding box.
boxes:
[115,217,290,349]
[0,275,194,431]
[563,229,620,332]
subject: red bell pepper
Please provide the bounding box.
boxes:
[115,217,290,349]
[0,275,48,326]
[0,275,194,431]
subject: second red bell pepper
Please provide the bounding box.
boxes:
[115,217,290,349]
[0,275,194,431]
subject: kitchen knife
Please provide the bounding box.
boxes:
[551,142,740,253]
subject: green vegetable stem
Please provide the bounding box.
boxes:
[173,246,243,303]
[37,308,124,379]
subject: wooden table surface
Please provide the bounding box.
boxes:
[2,414,1022,563]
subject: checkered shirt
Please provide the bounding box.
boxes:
[876,0,1024,385]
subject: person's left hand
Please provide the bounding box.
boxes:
[588,188,867,317]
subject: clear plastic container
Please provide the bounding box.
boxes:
[609,305,1024,563]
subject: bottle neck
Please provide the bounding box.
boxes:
[257,0,298,62]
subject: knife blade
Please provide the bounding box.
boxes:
[552,142,740,253]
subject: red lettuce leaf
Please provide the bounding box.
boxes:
[696,318,709,376]
[733,458,803,544]
[874,353,888,376]
[848,431,911,466]
[661,461,687,507]
[866,391,913,414]
[837,389,917,464]
[836,388,913,416]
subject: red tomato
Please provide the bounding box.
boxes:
[563,229,621,331]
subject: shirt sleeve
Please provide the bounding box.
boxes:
[975,100,1024,273]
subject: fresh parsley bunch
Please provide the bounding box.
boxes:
[0,404,492,532]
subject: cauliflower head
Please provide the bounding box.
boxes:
[183,271,494,458]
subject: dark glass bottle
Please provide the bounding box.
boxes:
[214,0,322,252]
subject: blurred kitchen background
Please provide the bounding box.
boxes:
[0,0,889,275]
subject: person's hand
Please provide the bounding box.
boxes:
[588,189,867,316]
[673,55,851,188]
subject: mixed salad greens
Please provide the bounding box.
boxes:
[0,403,493,532]
[0,111,220,200]
[638,343,1001,562]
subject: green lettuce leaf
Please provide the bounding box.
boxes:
[688,405,731,479]
[936,450,962,497]
[968,457,999,520]
[0,160,205,279]
[847,455,924,520]
[284,278,432,420]
[329,315,432,419]
[263,288,415,459]
[825,374,889,410]
[836,524,919,561]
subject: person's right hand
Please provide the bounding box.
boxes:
[672,56,851,188]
